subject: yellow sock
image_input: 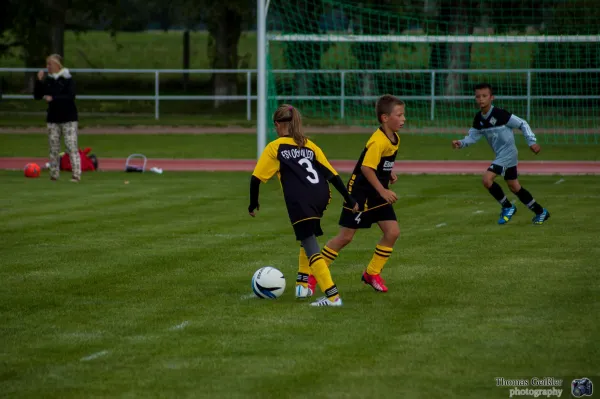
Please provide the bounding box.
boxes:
[321,245,339,267]
[309,253,339,302]
[366,245,393,276]
[296,247,310,288]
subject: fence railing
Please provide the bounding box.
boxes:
[1,68,599,121]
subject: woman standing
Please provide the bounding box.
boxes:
[34,54,81,182]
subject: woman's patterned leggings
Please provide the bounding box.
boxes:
[47,121,81,180]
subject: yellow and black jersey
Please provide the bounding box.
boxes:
[252,137,338,223]
[346,128,400,210]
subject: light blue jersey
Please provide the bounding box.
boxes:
[458,106,537,167]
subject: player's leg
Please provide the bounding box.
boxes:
[320,206,366,267]
[63,121,81,182]
[484,165,516,224]
[321,227,356,266]
[300,234,342,307]
[47,123,61,180]
[362,206,398,292]
[307,208,363,293]
[295,244,312,298]
[505,171,550,225]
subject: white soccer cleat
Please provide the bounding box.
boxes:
[295,284,314,299]
[310,296,343,307]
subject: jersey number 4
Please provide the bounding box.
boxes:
[298,158,319,184]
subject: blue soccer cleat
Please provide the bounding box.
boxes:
[498,205,517,225]
[532,208,550,225]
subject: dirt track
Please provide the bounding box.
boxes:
[3,157,600,175]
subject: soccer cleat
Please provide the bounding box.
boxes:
[295,284,313,299]
[532,208,550,225]
[310,296,343,307]
[361,271,388,292]
[498,205,517,225]
[307,275,317,295]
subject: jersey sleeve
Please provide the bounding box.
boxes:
[459,128,484,148]
[507,114,537,146]
[361,140,382,170]
[313,145,338,179]
[252,142,279,182]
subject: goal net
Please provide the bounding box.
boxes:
[258,0,600,145]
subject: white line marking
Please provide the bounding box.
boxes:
[170,321,190,331]
[555,178,565,184]
[240,293,257,300]
[436,223,447,228]
[80,350,109,362]
[474,210,484,214]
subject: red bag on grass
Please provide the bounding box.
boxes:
[60,147,98,172]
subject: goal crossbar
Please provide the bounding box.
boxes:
[267,34,600,43]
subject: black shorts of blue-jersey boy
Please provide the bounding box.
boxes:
[488,163,518,181]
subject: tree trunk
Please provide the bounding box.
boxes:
[284,0,324,97]
[352,0,387,104]
[183,30,190,91]
[24,12,52,93]
[48,0,67,57]
[207,8,242,108]
[443,12,472,98]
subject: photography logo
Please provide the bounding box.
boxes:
[571,377,593,398]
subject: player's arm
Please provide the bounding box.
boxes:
[249,143,279,216]
[453,128,483,149]
[360,141,397,204]
[313,146,357,210]
[506,114,540,153]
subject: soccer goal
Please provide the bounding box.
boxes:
[256,0,600,155]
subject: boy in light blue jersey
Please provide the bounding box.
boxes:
[452,83,550,225]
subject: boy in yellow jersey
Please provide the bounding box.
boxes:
[310,95,405,293]
[248,104,358,306]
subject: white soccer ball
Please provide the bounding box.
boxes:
[252,267,286,299]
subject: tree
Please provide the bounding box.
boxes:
[198,0,251,108]
[279,0,326,97]
[1,0,120,91]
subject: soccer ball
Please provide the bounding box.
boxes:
[24,163,41,178]
[251,267,286,299]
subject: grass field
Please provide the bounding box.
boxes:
[2,100,600,132]
[1,133,599,161]
[1,171,598,398]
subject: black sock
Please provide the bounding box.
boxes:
[515,187,544,214]
[488,182,512,208]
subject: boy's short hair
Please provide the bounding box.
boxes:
[474,83,494,95]
[376,94,405,123]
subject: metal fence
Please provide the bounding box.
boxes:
[1,67,599,121]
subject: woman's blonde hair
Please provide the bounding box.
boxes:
[46,54,63,68]
[273,104,305,147]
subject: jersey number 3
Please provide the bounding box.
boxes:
[298,158,319,184]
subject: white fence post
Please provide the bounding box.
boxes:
[247,71,252,121]
[527,70,532,121]
[430,71,436,121]
[340,71,345,119]
[155,71,160,120]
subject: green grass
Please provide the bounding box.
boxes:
[0,171,598,398]
[1,133,598,160]
[0,31,536,71]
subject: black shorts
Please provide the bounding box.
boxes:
[488,164,518,180]
[339,203,397,229]
[292,218,324,241]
